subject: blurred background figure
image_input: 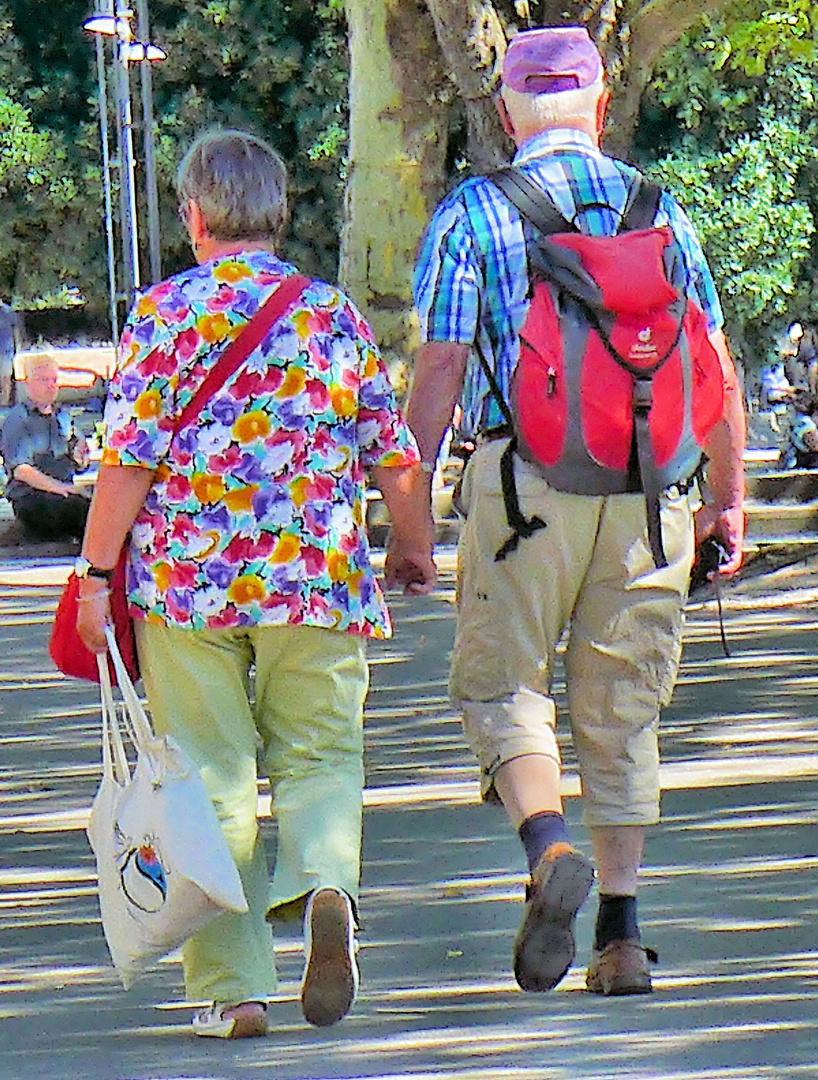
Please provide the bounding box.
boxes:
[758,358,795,434]
[0,298,21,408]
[0,351,90,542]
[779,388,818,470]
[784,321,818,395]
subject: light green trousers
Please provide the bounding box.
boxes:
[135,620,368,1004]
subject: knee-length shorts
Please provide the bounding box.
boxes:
[450,439,696,827]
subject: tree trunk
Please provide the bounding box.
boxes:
[424,0,514,172]
[342,0,734,364]
[340,0,449,388]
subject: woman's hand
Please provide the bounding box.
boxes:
[75,578,112,655]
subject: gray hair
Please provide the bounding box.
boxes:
[176,129,288,243]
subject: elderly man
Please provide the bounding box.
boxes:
[398,26,745,996]
[0,351,90,542]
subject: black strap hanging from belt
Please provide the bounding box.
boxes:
[632,377,668,568]
[494,436,547,562]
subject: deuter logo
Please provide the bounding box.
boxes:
[629,326,659,364]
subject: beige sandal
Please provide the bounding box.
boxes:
[192,1001,268,1038]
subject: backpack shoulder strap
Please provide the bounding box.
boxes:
[491,168,579,237]
[620,176,662,233]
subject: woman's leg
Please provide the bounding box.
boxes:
[135,622,276,1004]
[251,624,368,918]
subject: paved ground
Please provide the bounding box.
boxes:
[0,547,817,1080]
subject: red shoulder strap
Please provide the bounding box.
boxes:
[172,273,310,434]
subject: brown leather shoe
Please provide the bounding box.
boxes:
[301,888,359,1026]
[513,842,595,992]
[586,939,657,995]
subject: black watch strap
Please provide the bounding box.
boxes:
[87,566,114,582]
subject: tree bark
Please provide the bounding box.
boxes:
[340,0,449,387]
[424,0,514,172]
[341,0,735,363]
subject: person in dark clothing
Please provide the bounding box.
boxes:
[0,300,20,408]
[780,389,818,470]
[0,351,90,541]
[785,322,818,394]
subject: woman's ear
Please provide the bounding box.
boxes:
[187,201,208,247]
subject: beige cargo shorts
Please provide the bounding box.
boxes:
[451,439,696,826]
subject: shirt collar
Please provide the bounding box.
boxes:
[513,127,601,166]
[19,396,54,418]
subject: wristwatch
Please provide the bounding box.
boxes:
[74,557,114,582]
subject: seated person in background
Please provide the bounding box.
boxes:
[785,322,818,395]
[780,389,818,470]
[759,360,795,433]
[0,351,91,542]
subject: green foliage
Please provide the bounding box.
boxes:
[725,0,818,75]
[0,0,348,327]
[147,0,349,285]
[636,14,818,371]
[0,1,106,318]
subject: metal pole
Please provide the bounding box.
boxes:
[95,34,119,343]
[135,0,161,284]
[115,1,140,307]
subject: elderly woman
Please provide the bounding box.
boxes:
[76,129,436,1038]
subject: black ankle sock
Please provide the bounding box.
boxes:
[594,893,640,950]
[518,811,570,874]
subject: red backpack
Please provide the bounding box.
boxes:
[481,168,724,566]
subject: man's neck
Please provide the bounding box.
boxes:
[514,118,599,148]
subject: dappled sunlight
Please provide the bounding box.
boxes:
[2,550,818,1076]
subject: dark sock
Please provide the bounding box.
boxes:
[518,811,571,874]
[594,893,640,950]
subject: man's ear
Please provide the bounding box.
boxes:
[495,93,515,139]
[596,87,611,139]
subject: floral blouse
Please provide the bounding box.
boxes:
[102,250,419,637]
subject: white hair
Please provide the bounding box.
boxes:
[500,76,605,134]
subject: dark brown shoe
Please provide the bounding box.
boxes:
[301,888,359,1026]
[513,842,595,992]
[586,939,657,995]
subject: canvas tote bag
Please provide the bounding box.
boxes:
[88,627,248,987]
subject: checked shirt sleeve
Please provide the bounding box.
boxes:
[414,195,483,346]
[658,191,724,337]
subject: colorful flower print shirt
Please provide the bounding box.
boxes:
[101,250,420,638]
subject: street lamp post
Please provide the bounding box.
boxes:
[114,2,141,306]
[84,3,166,318]
[93,29,118,343]
[136,0,162,284]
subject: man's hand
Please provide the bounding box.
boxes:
[694,502,745,577]
[384,535,437,595]
[72,436,91,472]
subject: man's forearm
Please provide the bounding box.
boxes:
[405,342,470,468]
[13,463,73,496]
[703,330,746,509]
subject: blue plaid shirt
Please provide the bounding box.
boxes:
[414,128,724,439]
